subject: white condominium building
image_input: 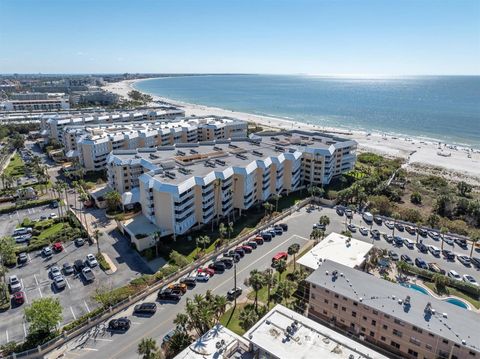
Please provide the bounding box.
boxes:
[1,93,70,111]
[39,107,185,143]
[64,116,248,171]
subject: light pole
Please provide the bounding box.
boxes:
[233,261,237,308]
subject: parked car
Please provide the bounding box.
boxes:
[180,276,197,287]
[49,213,57,219]
[427,263,445,275]
[385,221,394,229]
[62,262,74,275]
[52,242,63,252]
[81,267,95,282]
[17,252,28,265]
[359,227,369,236]
[416,242,428,253]
[219,258,234,269]
[134,302,157,315]
[447,270,461,281]
[457,256,471,266]
[428,231,440,240]
[393,236,404,246]
[50,201,59,208]
[85,254,98,267]
[288,243,300,255]
[168,283,187,294]
[442,249,456,261]
[196,272,210,282]
[74,259,85,272]
[241,245,253,253]
[246,241,258,249]
[442,236,454,245]
[278,223,288,231]
[336,207,345,216]
[415,258,428,269]
[197,267,215,276]
[8,275,22,293]
[403,238,414,249]
[108,317,131,331]
[266,230,276,238]
[209,261,226,272]
[405,226,416,235]
[388,251,399,261]
[254,235,265,244]
[427,245,440,257]
[400,254,413,265]
[74,238,85,246]
[462,274,479,287]
[471,257,480,268]
[373,215,383,225]
[157,288,181,302]
[12,291,25,305]
[49,266,62,279]
[454,238,468,248]
[383,234,393,243]
[370,229,380,238]
[417,228,427,237]
[224,251,240,263]
[53,276,66,290]
[272,252,288,263]
[347,224,357,232]
[395,222,405,231]
[345,209,353,218]
[234,247,246,257]
[313,223,325,230]
[227,287,242,301]
[362,212,373,223]
[13,227,32,236]
[42,246,53,258]
[261,233,272,242]
[273,226,283,235]
[14,234,31,243]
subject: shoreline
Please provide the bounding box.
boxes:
[104,78,480,185]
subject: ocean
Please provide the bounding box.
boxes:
[134,75,480,148]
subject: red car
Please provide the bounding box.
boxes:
[52,242,63,252]
[13,291,25,305]
[272,252,288,263]
[241,245,253,253]
[198,267,215,276]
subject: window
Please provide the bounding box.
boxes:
[324,299,329,304]
[390,341,400,349]
[362,316,367,321]
[380,336,386,342]
[361,327,366,332]
[408,349,418,358]
[343,296,348,301]
[324,289,329,293]
[369,331,374,337]
[454,344,460,348]
[373,310,379,315]
[352,311,357,317]
[341,306,346,312]
[428,333,435,338]
[353,302,358,306]
[312,284,317,289]
[426,344,433,351]
[412,326,423,334]
[393,329,402,338]
[334,304,338,309]
[334,294,339,298]
[469,351,477,356]
[443,339,449,345]
[410,337,421,346]
[323,310,327,315]
[383,325,388,330]
[394,319,404,326]
[384,314,390,319]
[371,320,376,326]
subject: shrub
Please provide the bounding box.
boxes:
[169,250,191,268]
[62,307,104,333]
[0,283,10,311]
[96,253,111,271]
[154,265,179,281]
[410,192,422,205]
[129,275,154,287]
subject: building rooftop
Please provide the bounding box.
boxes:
[244,304,388,359]
[174,324,251,359]
[297,232,373,270]
[307,261,480,351]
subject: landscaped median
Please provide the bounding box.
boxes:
[0,198,59,215]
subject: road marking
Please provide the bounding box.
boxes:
[24,290,29,304]
[27,253,31,261]
[213,234,298,292]
[33,274,39,286]
[65,278,71,289]
[94,338,113,342]
[5,330,8,343]
[130,321,141,325]
[38,287,43,298]
[84,301,90,313]
[63,246,68,254]
[20,278,24,290]
[23,323,27,337]
[81,348,98,351]
[70,306,77,320]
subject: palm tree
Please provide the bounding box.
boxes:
[318,215,330,229]
[289,243,300,270]
[433,273,449,293]
[94,229,102,255]
[263,269,277,309]
[244,269,266,312]
[275,280,295,304]
[440,227,448,251]
[213,295,227,321]
[153,231,161,257]
[272,193,281,213]
[227,222,234,240]
[137,337,160,359]
[273,259,287,281]
[173,313,189,332]
[263,202,273,217]
[196,235,210,252]
[239,306,259,331]
[105,190,121,212]
[470,234,479,258]
[308,186,324,203]
[218,223,227,242]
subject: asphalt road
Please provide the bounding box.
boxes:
[52,205,480,359]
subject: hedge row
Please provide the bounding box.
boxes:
[96,253,111,271]
[0,198,58,215]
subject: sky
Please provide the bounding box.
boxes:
[0,0,479,75]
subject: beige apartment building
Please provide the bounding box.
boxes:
[306,261,480,359]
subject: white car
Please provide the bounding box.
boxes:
[385,221,394,229]
[14,234,32,243]
[359,227,369,235]
[49,266,62,279]
[443,236,454,245]
[49,213,58,219]
[347,224,357,232]
[403,238,415,249]
[8,275,22,293]
[427,245,440,257]
[85,254,98,267]
[463,274,479,287]
[42,246,53,257]
[196,272,210,282]
[448,270,461,281]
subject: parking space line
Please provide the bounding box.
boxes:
[20,278,24,290]
[23,323,27,337]
[24,290,29,304]
[81,348,98,352]
[84,301,90,313]
[65,278,71,290]
[5,330,8,343]
[94,338,113,342]
[38,287,43,298]
[33,274,39,286]
[70,306,77,320]
[27,253,31,261]
[130,321,141,325]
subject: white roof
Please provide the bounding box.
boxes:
[297,232,373,270]
[174,324,249,359]
[244,305,388,359]
[121,187,140,205]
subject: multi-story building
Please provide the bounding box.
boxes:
[40,106,185,143]
[65,116,248,171]
[306,260,480,359]
[252,130,357,185]
[69,90,120,106]
[1,93,70,111]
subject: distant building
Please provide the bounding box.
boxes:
[297,232,373,272]
[173,324,250,359]
[69,90,120,106]
[244,304,389,359]
[306,260,480,359]
[1,93,70,111]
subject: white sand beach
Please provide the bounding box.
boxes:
[105,79,480,186]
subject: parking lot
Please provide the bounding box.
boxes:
[1,224,150,346]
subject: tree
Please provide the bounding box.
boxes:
[272,193,282,212]
[433,273,449,293]
[308,186,324,202]
[427,213,440,229]
[263,269,277,309]
[273,259,287,281]
[310,228,324,244]
[470,233,479,258]
[169,250,190,268]
[410,192,422,205]
[274,280,296,304]
[94,229,102,255]
[244,270,266,312]
[195,235,210,252]
[137,337,161,359]
[440,227,448,251]
[227,222,234,240]
[24,298,62,335]
[218,223,227,242]
[239,305,259,331]
[164,331,192,358]
[0,236,17,268]
[105,190,122,212]
[318,215,330,229]
[457,181,473,197]
[289,243,300,271]
[263,202,274,217]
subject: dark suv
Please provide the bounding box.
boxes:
[209,261,226,272]
[227,287,242,300]
[134,302,157,315]
[157,289,181,302]
[108,317,131,331]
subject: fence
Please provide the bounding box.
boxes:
[7,197,313,359]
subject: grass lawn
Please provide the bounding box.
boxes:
[219,303,247,335]
[423,282,480,309]
[83,170,106,188]
[4,153,25,178]
[38,223,65,240]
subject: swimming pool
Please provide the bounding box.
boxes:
[399,283,470,309]
[399,282,429,295]
[443,298,469,309]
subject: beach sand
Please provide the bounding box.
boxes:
[105,79,480,186]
